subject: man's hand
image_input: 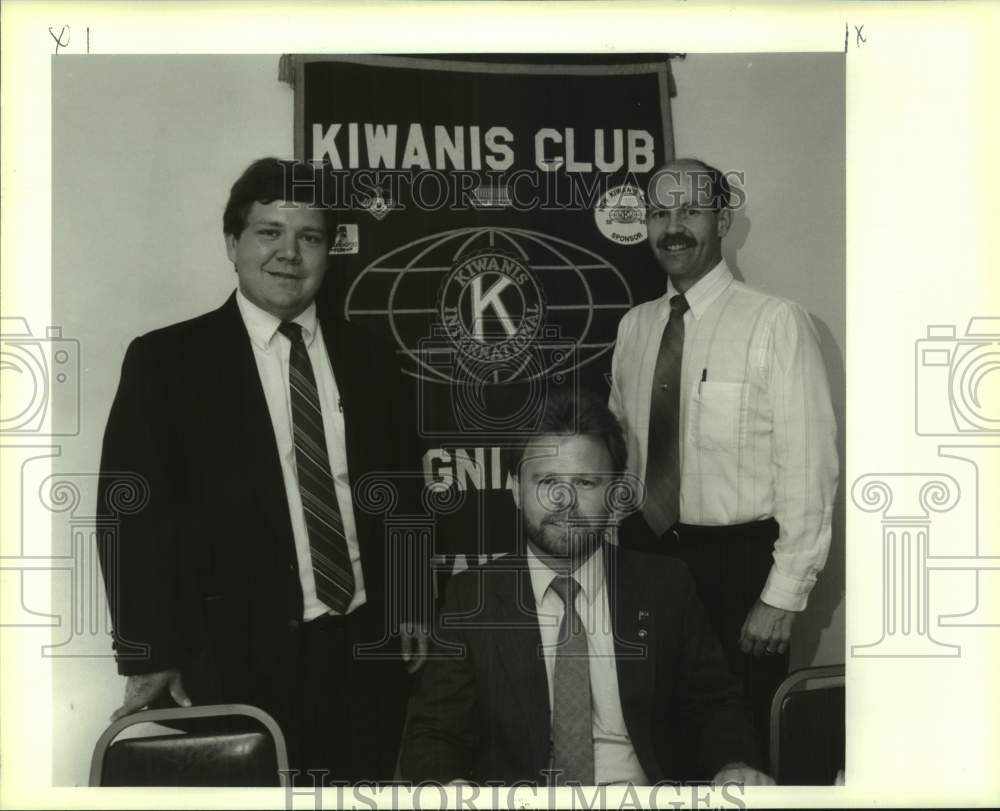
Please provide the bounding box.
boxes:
[110,668,190,722]
[739,599,796,657]
[711,762,775,786]
[400,622,430,674]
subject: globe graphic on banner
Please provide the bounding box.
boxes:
[344,227,633,387]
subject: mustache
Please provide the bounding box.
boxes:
[540,513,614,528]
[657,234,697,250]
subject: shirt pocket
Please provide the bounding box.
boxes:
[690,381,747,451]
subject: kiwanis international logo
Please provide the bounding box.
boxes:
[439,249,544,363]
[343,227,633,385]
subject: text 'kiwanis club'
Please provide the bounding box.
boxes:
[312,123,657,172]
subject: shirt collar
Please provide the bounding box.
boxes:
[526,542,605,609]
[658,258,734,321]
[235,288,318,351]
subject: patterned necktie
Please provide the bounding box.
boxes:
[643,293,689,536]
[277,321,355,614]
[548,574,594,786]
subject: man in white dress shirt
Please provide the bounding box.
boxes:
[608,158,838,755]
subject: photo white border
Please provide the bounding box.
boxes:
[2,1,998,808]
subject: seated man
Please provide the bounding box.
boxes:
[401,390,771,786]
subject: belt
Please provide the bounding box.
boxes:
[292,606,364,634]
[668,517,779,546]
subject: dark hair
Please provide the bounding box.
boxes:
[649,158,733,212]
[503,388,628,475]
[223,157,336,237]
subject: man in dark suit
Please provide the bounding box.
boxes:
[401,390,771,786]
[97,157,428,782]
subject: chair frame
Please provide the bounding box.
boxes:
[89,702,289,787]
[768,663,845,782]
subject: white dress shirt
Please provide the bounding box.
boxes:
[526,545,649,786]
[236,290,366,621]
[609,260,838,612]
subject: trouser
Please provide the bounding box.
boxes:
[663,518,789,764]
[286,604,409,785]
[155,603,409,786]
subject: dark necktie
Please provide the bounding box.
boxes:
[277,321,355,614]
[643,293,689,536]
[549,574,594,785]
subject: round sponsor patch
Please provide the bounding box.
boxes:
[594,183,647,245]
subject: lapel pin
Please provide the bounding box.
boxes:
[638,609,650,622]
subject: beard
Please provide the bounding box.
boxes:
[524,514,610,570]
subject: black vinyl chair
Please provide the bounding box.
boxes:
[89,703,289,787]
[769,664,845,785]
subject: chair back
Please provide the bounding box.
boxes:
[89,703,289,787]
[769,664,845,785]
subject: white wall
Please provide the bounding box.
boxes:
[52,56,294,786]
[671,53,846,671]
[51,53,844,785]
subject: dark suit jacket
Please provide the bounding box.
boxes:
[401,544,760,785]
[97,292,421,715]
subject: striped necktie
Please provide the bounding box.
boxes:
[549,574,594,786]
[642,293,689,536]
[278,321,355,614]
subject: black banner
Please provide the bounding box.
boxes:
[292,54,675,558]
